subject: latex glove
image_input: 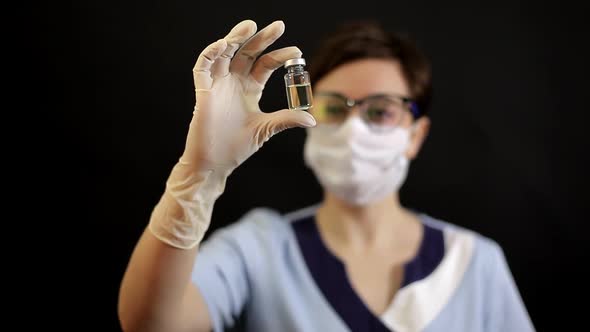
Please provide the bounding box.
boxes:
[149,20,316,249]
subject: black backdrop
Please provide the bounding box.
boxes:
[34,0,589,331]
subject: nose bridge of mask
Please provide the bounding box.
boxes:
[305,116,411,154]
[337,116,370,140]
[342,116,411,150]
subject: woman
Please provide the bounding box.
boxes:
[118,19,534,332]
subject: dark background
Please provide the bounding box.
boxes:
[32,0,588,331]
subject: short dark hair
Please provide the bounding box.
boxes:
[308,20,432,116]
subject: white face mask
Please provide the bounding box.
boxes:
[304,116,411,206]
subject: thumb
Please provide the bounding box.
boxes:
[261,109,317,136]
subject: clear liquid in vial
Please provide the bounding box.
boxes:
[286,83,313,111]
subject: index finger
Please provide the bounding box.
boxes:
[229,20,285,76]
[193,39,227,89]
[211,20,258,78]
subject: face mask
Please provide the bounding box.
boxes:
[303,116,411,205]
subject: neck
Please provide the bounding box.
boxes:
[317,191,413,251]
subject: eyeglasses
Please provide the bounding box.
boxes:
[310,91,419,129]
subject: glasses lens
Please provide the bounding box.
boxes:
[311,95,349,124]
[362,97,405,127]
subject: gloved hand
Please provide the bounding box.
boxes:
[149,20,316,249]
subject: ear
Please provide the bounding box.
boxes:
[405,116,430,160]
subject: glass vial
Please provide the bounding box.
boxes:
[284,58,313,111]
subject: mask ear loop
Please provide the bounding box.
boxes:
[402,118,418,166]
[409,122,420,134]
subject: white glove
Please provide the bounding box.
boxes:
[148,20,317,249]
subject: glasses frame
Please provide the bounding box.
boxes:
[313,91,421,121]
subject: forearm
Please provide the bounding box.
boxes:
[118,165,228,331]
[118,222,198,332]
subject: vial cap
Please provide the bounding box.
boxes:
[284,58,306,68]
